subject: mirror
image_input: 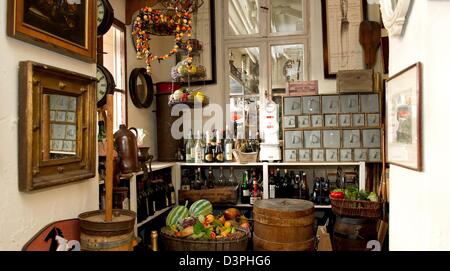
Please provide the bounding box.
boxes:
[271,0,304,34]
[228,46,260,96]
[48,94,78,160]
[271,44,305,92]
[379,0,411,36]
[129,68,154,108]
[227,0,260,36]
[18,61,97,192]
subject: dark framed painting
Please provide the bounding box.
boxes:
[386,62,422,172]
[321,0,367,78]
[175,0,216,85]
[7,0,96,63]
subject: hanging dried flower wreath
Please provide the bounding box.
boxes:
[132,7,194,74]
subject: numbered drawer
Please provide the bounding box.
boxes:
[326,149,339,162]
[284,97,302,115]
[302,96,321,114]
[368,149,382,162]
[284,116,297,128]
[362,129,381,148]
[343,130,361,148]
[339,114,351,127]
[367,114,380,127]
[340,149,353,162]
[352,114,365,127]
[354,149,368,162]
[312,149,325,162]
[322,95,339,114]
[304,130,321,148]
[311,115,324,127]
[360,94,379,113]
[298,149,311,162]
[284,131,303,149]
[284,149,297,162]
[297,115,310,128]
[323,130,341,148]
[340,94,359,113]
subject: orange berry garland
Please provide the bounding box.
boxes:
[133,7,193,74]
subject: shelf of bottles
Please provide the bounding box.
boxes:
[135,168,176,227]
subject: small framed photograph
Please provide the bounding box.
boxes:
[339,114,351,127]
[284,97,302,115]
[324,114,338,127]
[284,116,297,128]
[311,115,324,127]
[285,149,297,162]
[360,94,380,113]
[304,130,321,148]
[322,95,339,114]
[343,130,361,148]
[352,114,365,127]
[312,149,325,162]
[354,149,368,161]
[302,96,321,114]
[367,114,380,127]
[340,94,359,113]
[66,112,76,123]
[56,111,67,122]
[368,149,382,162]
[323,130,341,148]
[362,129,381,148]
[326,149,338,162]
[285,131,303,149]
[299,149,311,161]
[340,149,353,162]
[386,62,422,171]
[298,115,310,128]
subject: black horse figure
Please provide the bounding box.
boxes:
[44,227,64,251]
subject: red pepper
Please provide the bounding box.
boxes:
[330,191,344,199]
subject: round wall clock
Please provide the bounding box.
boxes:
[129,68,154,108]
[96,64,116,108]
[97,0,114,36]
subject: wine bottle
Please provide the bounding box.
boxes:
[207,167,215,189]
[204,132,214,163]
[228,167,237,186]
[216,166,226,186]
[193,167,203,190]
[293,173,300,199]
[224,125,234,162]
[185,130,195,163]
[240,170,250,204]
[194,130,203,164]
[181,169,191,190]
[269,168,276,199]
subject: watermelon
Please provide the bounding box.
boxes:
[189,199,213,218]
[166,201,189,226]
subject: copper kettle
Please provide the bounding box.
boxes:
[114,125,139,174]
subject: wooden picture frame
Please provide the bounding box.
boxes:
[7,0,97,63]
[18,61,97,192]
[386,62,422,171]
[321,0,367,78]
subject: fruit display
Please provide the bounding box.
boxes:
[171,60,206,81]
[330,185,379,202]
[163,200,251,240]
[168,87,208,106]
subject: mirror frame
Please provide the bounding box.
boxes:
[379,0,411,36]
[129,68,154,108]
[18,61,97,192]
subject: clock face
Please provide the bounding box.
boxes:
[97,0,105,27]
[96,67,108,102]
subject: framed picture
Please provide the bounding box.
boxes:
[176,0,216,85]
[321,0,367,78]
[7,0,96,63]
[386,62,422,171]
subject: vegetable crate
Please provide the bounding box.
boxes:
[331,198,382,219]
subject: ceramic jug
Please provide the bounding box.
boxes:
[114,125,139,174]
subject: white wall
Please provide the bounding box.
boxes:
[389,1,450,251]
[0,2,98,250]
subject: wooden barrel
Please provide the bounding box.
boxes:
[253,199,315,251]
[78,209,136,251]
[332,215,378,251]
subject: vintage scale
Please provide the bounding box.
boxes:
[259,97,281,162]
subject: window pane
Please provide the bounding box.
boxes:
[271,44,304,92]
[228,47,260,95]
[229,96,259,139]
[271,0,304,34]
[228,0,260,35]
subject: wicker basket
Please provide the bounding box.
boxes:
[331,198,382,219]
[232,150,258,164]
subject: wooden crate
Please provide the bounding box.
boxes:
[178,186,239,205]
[337,69,375,93]
[286,80,319,96]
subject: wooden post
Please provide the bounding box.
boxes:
[105,94,114,222]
